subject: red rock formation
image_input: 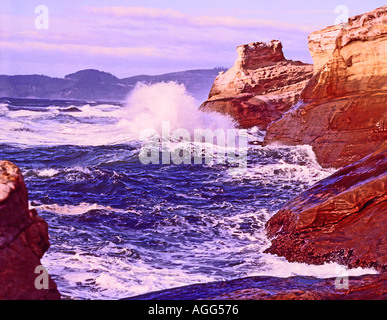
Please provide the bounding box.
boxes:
[0,161,60,300]
[264,5,387,168]
[265,141,387,272]
[200,40,313,130]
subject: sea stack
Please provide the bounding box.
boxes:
[200,40,314,130]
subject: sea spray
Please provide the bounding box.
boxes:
[120,82,247,168]
[0,82,235,147]
[138,122,248,169]
[120,81,235,137]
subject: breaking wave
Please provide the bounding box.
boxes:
[0,82,234,146]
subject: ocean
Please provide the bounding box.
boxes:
[0,82,376,299]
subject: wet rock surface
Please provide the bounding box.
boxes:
[265,142,387,272]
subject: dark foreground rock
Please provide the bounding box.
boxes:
[0,161,60,300]
[124,273,386,300]
[200,40,313,130]
[265,142,387,272]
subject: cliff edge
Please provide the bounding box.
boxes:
[264,5,387,168]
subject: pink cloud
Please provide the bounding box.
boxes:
[191,16,313,32]
[0,41,159,58]
[84,6,185,20]
[84,6,314,33]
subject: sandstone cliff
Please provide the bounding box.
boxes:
[0,161,60,300]
[264,5,387,168]
[265,141,387,272]
[307,24,342,74]
[200,40,313,129]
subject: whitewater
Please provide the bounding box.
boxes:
[0,82,377,299]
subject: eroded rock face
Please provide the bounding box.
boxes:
[264,5,387,168]
[308,24,342,73]
[125,273,387,300]
[200,40,313,130]
[0,161,60,300]
[265,142,387,272]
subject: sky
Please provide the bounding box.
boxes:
[0,0,385,78]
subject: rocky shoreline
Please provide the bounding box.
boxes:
[135,5,386,300]
[264,4,386,281]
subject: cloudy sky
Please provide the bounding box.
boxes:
[0,0,384,78]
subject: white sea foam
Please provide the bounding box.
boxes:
[0,103,9,115]
[31,202,128,215]
[120,82,235,138]
[225,144,336,187]
[35,168,60,177]
[40,205,377,300]
[256,253,378,279]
